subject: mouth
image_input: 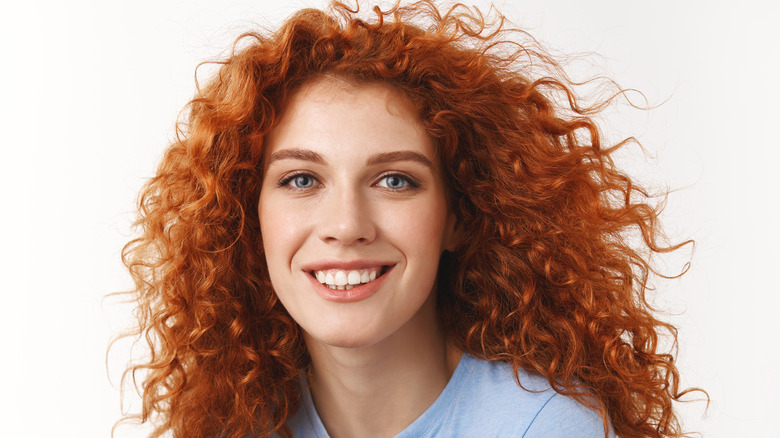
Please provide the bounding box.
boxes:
[310,265,391,290]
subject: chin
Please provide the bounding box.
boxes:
[313,335,379,350]
[302,317,394,350]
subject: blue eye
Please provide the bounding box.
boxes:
[279,173,318,190]
[292,175,314,188]
[377,174,417,190]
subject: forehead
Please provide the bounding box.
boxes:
[264,76,435,163]
[284,76,421,125]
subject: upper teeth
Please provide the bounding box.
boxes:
[315,268,380,289]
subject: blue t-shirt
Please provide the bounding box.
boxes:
[286,353,615,437]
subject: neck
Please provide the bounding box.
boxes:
[303,294,462,438]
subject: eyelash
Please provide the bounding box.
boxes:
[277,172,420,191]
[375,172,420,191]
[277,172,320,190]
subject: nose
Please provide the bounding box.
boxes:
[316,185,376,246]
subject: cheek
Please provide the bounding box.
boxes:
[388,197,451,258]
[258,200,299,272]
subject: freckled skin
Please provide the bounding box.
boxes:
[258,77,458,350]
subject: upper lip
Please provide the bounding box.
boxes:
[301,260,396,272]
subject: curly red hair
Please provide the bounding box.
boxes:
[118,1,705,437]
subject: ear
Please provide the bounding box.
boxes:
[442,212,462,252]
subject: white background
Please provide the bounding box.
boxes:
[1,0,777,436]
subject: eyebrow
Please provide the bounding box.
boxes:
[266,148,434,169]
[367,150,433,168]
[266,149,326,167]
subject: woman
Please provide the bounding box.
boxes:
[119,1,704,437]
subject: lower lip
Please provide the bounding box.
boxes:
[307,266,395,303]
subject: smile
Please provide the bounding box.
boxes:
[312,266,390,290]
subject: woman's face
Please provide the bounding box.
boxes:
[258,77,458,349]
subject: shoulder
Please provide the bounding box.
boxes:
[522,391,613,438]
[440,354,613,437]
